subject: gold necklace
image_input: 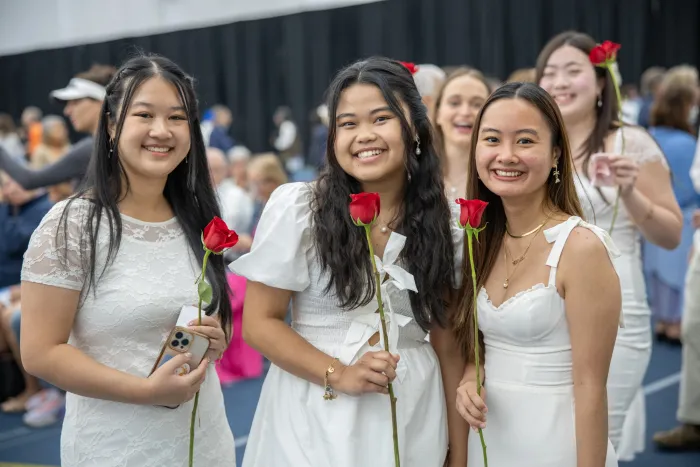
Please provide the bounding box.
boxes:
[502,219,549,288]
[506,221,547,238]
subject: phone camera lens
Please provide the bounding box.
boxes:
[181,339,190,346]
[171,340,179,347]
[175,332,184,339]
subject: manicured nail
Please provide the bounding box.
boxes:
[185,352,192,358]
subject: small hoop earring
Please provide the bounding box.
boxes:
[597,96,603,108]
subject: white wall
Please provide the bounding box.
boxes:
[0,0,383,57]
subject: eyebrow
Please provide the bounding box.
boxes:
[336,106,393,120]
[131,101,186,111]
[481,127,539,136]
[544,61,582,69]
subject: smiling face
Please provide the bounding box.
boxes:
[474,97,560,202]
[435,74,490,150]
[539,45,602,122]
[333,83,408,186]
[113,76,191,184]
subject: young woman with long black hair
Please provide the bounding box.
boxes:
[19,54,236,467]
[232,57,468,467]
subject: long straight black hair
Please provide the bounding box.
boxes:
[58,54,232,338]
[311,57,456,331]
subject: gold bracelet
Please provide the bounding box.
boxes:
[323,357,339,400]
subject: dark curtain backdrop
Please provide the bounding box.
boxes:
[1,0,698,153]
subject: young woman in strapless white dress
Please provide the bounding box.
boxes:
[535,31,682,461]
[455,82,621,467]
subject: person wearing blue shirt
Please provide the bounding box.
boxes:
[644,66,699,345]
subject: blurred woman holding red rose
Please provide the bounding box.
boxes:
[454,82,621,466]
[536,31,683,460]
[231,57,468,466]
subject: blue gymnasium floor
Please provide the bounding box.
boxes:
[1,340,699,466]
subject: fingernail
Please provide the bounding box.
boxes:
[185,352,192,358]
[188,321,195,326]
[481,423,486,428]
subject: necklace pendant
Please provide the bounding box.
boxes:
[512,257,523,266]
[503,279,509,288]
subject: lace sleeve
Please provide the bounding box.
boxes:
[21,199,90,291]
[618,126,669,168]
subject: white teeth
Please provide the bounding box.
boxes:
[145,146,170,153]
[357,149,383,159]
[495,170,522,177]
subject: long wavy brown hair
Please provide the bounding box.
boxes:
[454,82,584,361]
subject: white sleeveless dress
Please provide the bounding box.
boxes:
[21,199,236,467]
[574,127,666,460]
[467,217,619,467]
[230,182,464,467]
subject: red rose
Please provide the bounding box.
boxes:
[589,46,607,65]
[399,61,419,75]
[589,40,621,66]
[601,40,621,60]
[456,199,488,229]
[349,193,380,226]
[202,217,239,253]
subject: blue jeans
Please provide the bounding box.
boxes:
[11,309,57,391]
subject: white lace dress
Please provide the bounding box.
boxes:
[575,127,666,461]
[21,199,236,467]
[230,182,464,467]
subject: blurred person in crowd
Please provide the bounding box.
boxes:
[0,64,116,191]
[307,104,328,169]
[0,174,53,414]
[621,83,642,125]
[638,67,667,128]
[432,67,491,199]
[20,106,43,156]
[506,67,536,83]
[654,131,700,451]
[207,147,254,241]
[228,145,251,188]
[208,104,236,153]
[30,115,70,168]
[0,113,25,161]
[645,65,700,344]
[413,63,447,121]
[537,31,682,461]
[271,106,303,173]
[485,75,502,92]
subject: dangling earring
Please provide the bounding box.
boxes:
[552,165,561,184]
[415,135,421,156]
[597,95,603,108]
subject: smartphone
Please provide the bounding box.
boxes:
[150,326,210,409]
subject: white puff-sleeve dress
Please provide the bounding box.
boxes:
[231,182,464,467]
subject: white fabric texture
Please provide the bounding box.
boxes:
[467,217,619,467]
[21,199,236,467]
[575,127,665,460]
[230,182,464,467]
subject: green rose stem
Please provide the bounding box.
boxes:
[363,225,400,467]
[465,227,488,467]
[606,64,626,234]
[189,248,212,467]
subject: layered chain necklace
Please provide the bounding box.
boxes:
[502,217,550,288]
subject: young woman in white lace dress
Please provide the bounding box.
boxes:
[536,31,682,461]
[456,83,621,467]
[19,55,236,467]
[231,57,469,467]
